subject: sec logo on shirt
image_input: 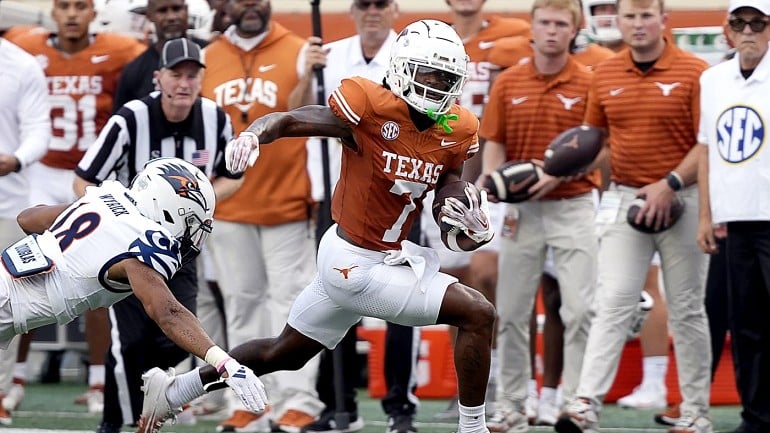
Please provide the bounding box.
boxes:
[716,105,765,163]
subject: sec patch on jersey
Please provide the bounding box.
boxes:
[626,194,685,234]
[483,160,543,203]
[432,180,476,233]
[543,125,603,177]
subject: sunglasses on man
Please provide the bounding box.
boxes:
[354,0,391,10]
[728,17,769,33]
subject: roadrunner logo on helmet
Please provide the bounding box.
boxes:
[129,157,215,264]
[386,19,469,116]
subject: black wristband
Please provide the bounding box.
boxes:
[12,157,21,173]
[666,171,683,191]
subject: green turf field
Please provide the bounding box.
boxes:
[0,382,744,433]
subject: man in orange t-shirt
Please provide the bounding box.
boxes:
[557,1,712,433]
[478,0,604,430]
[199,0,327,430]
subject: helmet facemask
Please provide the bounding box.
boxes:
[178,212,212,264]
[386,20,469,115]
[129,157,216,265]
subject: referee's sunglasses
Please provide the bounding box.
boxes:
[354,0,391,10]
[728,17,770,33]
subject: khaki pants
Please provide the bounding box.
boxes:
[496,193,598,408]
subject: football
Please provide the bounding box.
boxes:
[432,180,476,233]
[626,194,685,234]
[482,160,543,203]
[543,125,604,177]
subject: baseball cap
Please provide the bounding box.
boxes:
[729,0,770,15]
[159,38,205,69]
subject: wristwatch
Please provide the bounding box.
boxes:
[666,171,683,191]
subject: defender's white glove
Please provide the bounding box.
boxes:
[219,358,268,413]
[441,186,494,243]
[225,132,260,173]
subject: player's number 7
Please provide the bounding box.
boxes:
[382,179,428,243]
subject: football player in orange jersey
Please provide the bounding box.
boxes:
[136,20,497,433]
[6,0,144,416]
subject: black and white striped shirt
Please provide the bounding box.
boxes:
[76,91,238,184]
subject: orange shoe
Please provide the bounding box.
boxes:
[655,404,682,427]
[276,409,315,433]
[74,384,104,405]
[217,408,272,433]
[0,397,12,426]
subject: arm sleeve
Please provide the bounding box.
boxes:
[583,73,607,128]
[75,110,132,183]
[328,78,368,128]
[15,58,50,168]
[697,72,709,145]
[478,76,506,143]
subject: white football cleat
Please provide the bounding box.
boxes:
[136,368,182,433]
[617,384,667,410]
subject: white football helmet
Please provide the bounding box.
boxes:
[186,0,214,40]
[582,0,622,44]
[91,0,149,39]
[386,20,469,115]
[129,157,215,263]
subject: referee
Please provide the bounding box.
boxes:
[74,38,243,433]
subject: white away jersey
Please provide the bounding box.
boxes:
[0,180,181,340]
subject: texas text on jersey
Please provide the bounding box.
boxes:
[328,77,479,251]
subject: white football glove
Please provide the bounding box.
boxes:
[441,186,494,243]
[219,358,268,413]
[225,131,260,173]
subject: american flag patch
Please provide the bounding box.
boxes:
[191,150,209,165]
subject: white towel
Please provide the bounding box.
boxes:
[383,240,441,293]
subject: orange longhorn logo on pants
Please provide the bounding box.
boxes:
[334,265,359,280]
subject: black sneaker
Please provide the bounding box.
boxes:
[302,411,365,433]
[386,415,417,433]
[95,422,122,433]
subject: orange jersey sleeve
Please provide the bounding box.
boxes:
[572,43,616,69]
[329,78,479,251]
[13,32,144,169]
[487,36,535,69]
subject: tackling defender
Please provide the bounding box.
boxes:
[0,158,266,415]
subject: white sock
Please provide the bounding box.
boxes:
[540,387,557,404]
[458,403,487,433]
[167,369,206,408]
[13,362,27,382]
[89,364,105,386]
[641,356,668,390]
[527,379,538,397]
